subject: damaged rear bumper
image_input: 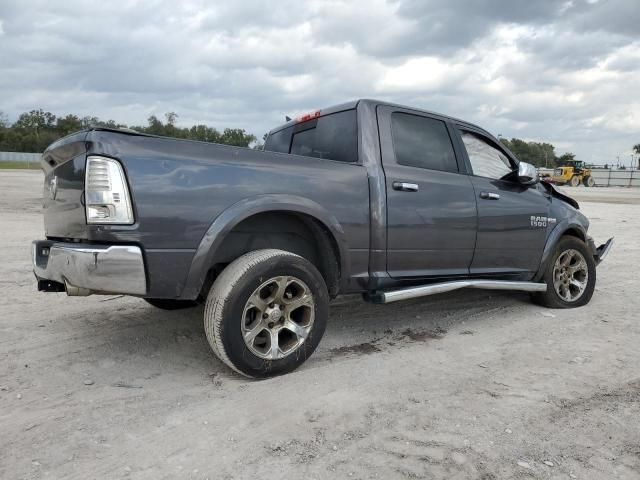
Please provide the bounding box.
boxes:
[32,240,147,296]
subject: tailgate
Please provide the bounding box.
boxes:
[41,131,90,239]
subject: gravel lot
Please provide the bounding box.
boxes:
[1,170,639,480]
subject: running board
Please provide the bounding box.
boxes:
[368,280,547,304]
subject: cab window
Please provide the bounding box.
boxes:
[461,132,513,180]
[391,113,458,173]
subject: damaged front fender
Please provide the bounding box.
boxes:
[588,237,614,266]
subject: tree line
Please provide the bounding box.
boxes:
[498,137,578,168]
[0,109,257,153]
[500,138,640,169]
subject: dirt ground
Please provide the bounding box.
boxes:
[1,170,639,480]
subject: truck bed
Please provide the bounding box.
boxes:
[41,129,370,297]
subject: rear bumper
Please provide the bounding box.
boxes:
[32,240,147,296]
[588,236,614,266]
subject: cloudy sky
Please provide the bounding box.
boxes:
[1,0,639,164]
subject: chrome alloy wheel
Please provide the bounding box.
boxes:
[553,249,589,302]
[241,276,315,360]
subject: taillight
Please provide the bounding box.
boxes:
[85,156,134,224]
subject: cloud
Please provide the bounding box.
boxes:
[0,0,639,163]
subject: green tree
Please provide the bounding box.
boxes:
[80,116,98,128]
[500,137,555,167]
[218,128,256,147]
[165,112,178,126]
[145,115,165,135]
[14,109,55,138]
[189,124,220,143]
[0,111,7,151]
[11,109,58,151]
[56,114,83,136]
[14,109,56,131]
[0,109,259,152]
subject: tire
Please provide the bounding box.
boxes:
[144,298,198,310]
[532,236,596,309]
[569,175,580,187]
[204,249,329,378]
[583,176,595,187]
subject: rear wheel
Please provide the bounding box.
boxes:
[569,175,580,187]
[204,249,328,378]
[532,236,596,308]
[583,176,595,187]
[144,298,198,310]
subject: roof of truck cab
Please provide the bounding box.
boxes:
[266,100,360,134]
[267,99,492,137]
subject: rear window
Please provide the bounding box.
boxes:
[263,127,291,154]
[264,109,357,163]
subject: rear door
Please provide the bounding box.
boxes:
[454,126,550,275]
[377,105,477,279]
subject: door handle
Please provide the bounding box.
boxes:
[393,181,419,192]
[480,192,500,200]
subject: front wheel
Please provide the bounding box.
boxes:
[532,236,596,308]
[204,249,329,378]
[570,175,580,187]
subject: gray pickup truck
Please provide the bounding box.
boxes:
[33,99,613,377]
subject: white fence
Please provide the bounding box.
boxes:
[539,168,640,187]
[0,151,42,163]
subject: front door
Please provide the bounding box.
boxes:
[455,127,550,275]
[377,106,477,279]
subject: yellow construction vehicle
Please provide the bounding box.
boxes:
[552,160,595,187]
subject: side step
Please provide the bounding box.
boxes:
[368,280,547,304]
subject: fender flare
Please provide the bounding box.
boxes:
[533,220,587,282]
[180,194,350,299]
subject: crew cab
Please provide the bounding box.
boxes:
[33,99,613,377]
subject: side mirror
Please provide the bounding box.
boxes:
[518,162,538,185]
